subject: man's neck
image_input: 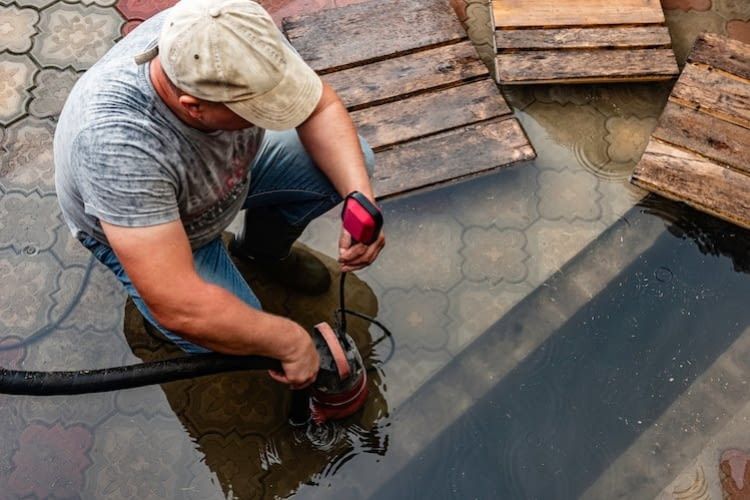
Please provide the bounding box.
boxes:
[149,57,213,131]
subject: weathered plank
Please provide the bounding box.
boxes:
[688,32,750,82]
[283,0,466,73]
[671,62,750,130]
[495,26,672,51]
[496,48,678,84]
[325,41,488,110]
[373,118,535,199]
[652,101,750,175]
[351,79,511,151]
[632,140,750,230]
[492,0,665,28]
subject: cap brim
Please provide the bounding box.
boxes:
[226,45,323,131]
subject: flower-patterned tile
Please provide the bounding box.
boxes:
[661,0,712,11]
[115,0,177,22]
[445,279,535,356]
[446,166,540,231]
[0,5,39,54]
[0,0,56,7]
[64,0,119,7]
[0,53,36,126]
[537,168,604,223]
[378,287,451,353]
[714,0,750,19]
[0,252,63,336]
[604,115,658,168]
[524,217,609,286]
[7,422,94,499]
[462,0,496,73]
[29,67,80,119]
[48,218,92,266]
[31,2,123,71]
[84,412,198,499]
[664,8,727,64]
[0,191,61,253]
[18,380,117,428]
[56,263,126,334]
[727,19,750,43]
[0,117,57,194]
[366,208,464,292]
[460,227,530,285]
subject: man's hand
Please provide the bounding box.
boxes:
[268,322,320,389]
[338,226,386,272]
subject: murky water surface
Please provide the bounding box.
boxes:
[2,1,750,498]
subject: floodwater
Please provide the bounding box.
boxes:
[1,1,750,499]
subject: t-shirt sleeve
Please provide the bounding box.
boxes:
[71,121,181,228]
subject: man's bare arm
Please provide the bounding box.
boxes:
[100,220,319,387]
[297,82,385,271]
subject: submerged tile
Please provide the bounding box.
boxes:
[460,227,529,285]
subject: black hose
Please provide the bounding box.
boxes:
[0,354,280,396]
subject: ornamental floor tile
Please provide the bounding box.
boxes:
[0,5,39,54]
[0,53,36,126]
[29,67,81,119]
[31,2,123,71]
[0,116,57,194]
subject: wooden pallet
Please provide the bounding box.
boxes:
[283,0,535,200]
[493,0,680,85]
[631,33,750,229]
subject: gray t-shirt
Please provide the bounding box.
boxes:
[54,10,265,249]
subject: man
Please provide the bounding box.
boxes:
[53,0,385,390]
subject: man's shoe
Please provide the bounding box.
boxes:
[230,238,332,296]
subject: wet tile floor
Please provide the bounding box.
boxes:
[1,0,750,498]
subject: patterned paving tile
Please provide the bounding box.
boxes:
[0,5,39,54]
[367,209,464,292]
[461,227,529,285]
[31,2,123,71]
[0,252,60,333]
[0,117,56,194]
[84,412,198,499]
[664,8,728,64]
[18,385,117,428]
[0,191,61,253]
[379,287,451,353]
[447,166,540,231]
[537,168,603,223]
[605,115,658,165]
[661,0,712,11]
[0,0,56,8]
[29,67,80,119]
[7,422,94,499]
[115,0,176,22]
[0,53,36,126]
[714,0,750,19]
[727,19,750,43]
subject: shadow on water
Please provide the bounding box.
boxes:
[375,196,750,500]
[122,243,391,499]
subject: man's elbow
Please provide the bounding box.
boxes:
[147,283,221,335]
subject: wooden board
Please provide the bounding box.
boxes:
[324,41,488,110]
[493,0,678,84]
[351,79,511,151]
[283,0,466,73]
[373,118,535,198]
[631,33,750,230]
[493,0,665,28]
[496,48,678,84]
[285,0,535,199]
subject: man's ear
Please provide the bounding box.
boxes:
[178,95,203,119]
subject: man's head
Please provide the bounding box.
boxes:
[138,0,322,131]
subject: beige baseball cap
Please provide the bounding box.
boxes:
[136,0,323,130]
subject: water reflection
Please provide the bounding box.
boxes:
[122,245,390,499]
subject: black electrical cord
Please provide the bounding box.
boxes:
[335,272,395,368]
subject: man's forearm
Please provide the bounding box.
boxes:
[297,82,375,201]
[156,281,305,359]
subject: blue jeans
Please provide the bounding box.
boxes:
[80,130,375,353]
